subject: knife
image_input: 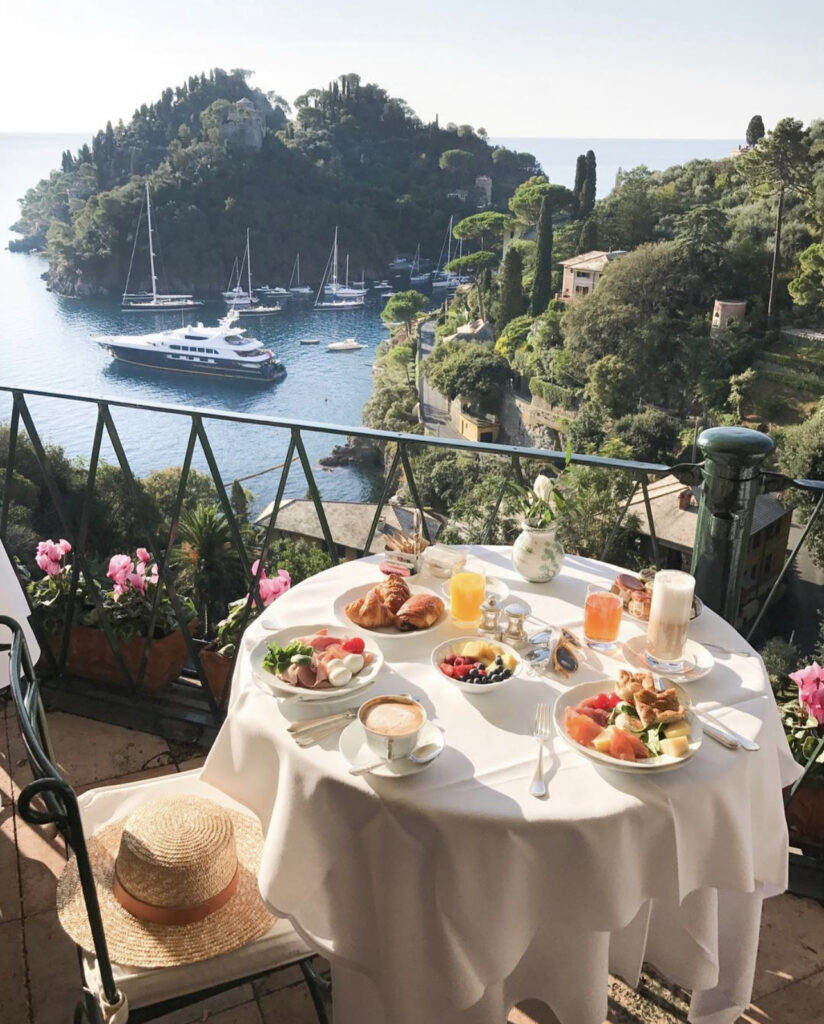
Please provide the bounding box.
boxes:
[287,708,357,735]
[694,711,759,751]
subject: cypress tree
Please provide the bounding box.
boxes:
[746,114,765,147]
[572,153,587,218]
[578,217,599,252]
[531,196,553,315]
[498,247,524,329]
[580,150,597,217]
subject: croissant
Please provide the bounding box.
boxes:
[374,576,410,614]
[345,589,398,629]
[395,593,445,631]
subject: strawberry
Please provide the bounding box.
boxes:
[453,664,473,679]
[342,637,365,655]
[440,662,454,677]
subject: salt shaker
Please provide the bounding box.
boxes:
[502,601,531,647]
[478,596,502,640]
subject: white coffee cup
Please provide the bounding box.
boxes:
[358,695,426,761]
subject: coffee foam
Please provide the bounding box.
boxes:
[362,700,424,737]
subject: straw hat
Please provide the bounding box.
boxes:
[56,795,274,968]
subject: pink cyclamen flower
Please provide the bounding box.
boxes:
[790,663,824,726]
[258,569,291,607]
[136,547,150,564]
[58,539,72,554]
[147,563,159,585]
[35,539,65,575]
[127,571,146,594]
[107,554,134,587]
[251,559,264,578]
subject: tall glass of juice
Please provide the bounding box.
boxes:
[449,569,486,628]
[583,584,622,651]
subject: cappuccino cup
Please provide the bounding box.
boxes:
[358,695,426,761]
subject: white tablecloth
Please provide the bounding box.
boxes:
[0,539,40,687]
[201,547,802,1024]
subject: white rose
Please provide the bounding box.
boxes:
[533,475,554,503]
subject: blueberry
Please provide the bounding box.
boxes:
[495,656,504,666]
[500,669,512,679]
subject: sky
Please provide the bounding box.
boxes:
[3,0,823,138]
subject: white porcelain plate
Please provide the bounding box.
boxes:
[332,581,446,637]
[339,719,445,777]
[250,623,383,701]
[621,635,714,683]
[554,679,702,774]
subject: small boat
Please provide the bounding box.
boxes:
[327,338,365,351]
[289,254,313,295]
[236,303,281,316]
[300,338,320,345]
[257,286,289,297]
[381,290,395,298]
[373,279,390,289]
[122,184,203,311]
[94,310,285,383]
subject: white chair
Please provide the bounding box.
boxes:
[3,614,331,1024]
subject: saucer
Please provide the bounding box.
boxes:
[339,719,444,778]
[621,635,714,682]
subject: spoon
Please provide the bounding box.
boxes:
[349,741,441,776]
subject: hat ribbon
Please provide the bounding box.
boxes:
[112,864,240,926]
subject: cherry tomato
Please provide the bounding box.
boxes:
[342,637,365,655]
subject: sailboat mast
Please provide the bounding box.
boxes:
[332,228,339,287]
[345,254,349,288]
[296,253,300,287]
[246,228,252,299]
[447,216,453,267]
[145,182,158,302]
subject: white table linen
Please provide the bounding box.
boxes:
[201,547,801,1024]
[0,538,40,687]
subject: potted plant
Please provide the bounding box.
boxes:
[507,471,566,583]
[29,540,196,694]
[776,661,824,848]
[199,559,291,704]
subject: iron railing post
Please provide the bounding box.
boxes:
[690,427,775,624]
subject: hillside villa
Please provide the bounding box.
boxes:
[559,249,626,301]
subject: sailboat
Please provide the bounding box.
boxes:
[409,243,429,285]
[224,230,281,315]
[288,254,312,295]
[324,249,366,298]
[431,217,459,290]
[122,184,203,311]
[315,229,365,310]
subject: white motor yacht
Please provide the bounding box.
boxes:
[94,311,285,383]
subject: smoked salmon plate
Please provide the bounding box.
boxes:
[554,672,702,773]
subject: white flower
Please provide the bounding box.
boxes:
[532,475,554,503]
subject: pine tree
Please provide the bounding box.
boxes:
[531,196,553,315]
[746,114,765,147]
[580,150,597,217]
[498,247,524,329]
[572,154,587,218]
[230,480,250,524]
[578,217,599,252]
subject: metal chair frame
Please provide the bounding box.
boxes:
[2,614,331,1024]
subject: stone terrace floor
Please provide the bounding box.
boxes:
[2,696,823,1024]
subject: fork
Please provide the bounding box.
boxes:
[530,703,552,798]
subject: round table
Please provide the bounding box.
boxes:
[201,547,801,1024]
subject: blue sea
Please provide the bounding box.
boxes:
[0,133,739,506]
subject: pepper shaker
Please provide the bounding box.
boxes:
[478,596,502,640]
[502,601,531,647]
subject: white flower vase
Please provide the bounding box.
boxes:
[512,524,564,583]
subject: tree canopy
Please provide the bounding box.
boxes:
[425,341,510,413]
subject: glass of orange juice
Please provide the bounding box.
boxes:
[583,584,622,651]
[449,567,486,628]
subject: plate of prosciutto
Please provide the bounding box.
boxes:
[554,670,702,773]
[250,624,384,700]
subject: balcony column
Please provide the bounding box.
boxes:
[691,427,775,624]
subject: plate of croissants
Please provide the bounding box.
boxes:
[336,575,446,635]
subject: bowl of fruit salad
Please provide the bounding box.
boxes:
[431,637,522,693]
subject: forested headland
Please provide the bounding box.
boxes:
[10,69,538,296]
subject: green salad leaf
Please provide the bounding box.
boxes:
[643,723,663,757]
[263,640,314,675]
[609,702,639,725]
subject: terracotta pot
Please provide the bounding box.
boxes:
[198,646,233,706]
[46,624,192,695]
[785,784,824,850]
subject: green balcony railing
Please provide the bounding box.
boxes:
[1,386,822,765]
